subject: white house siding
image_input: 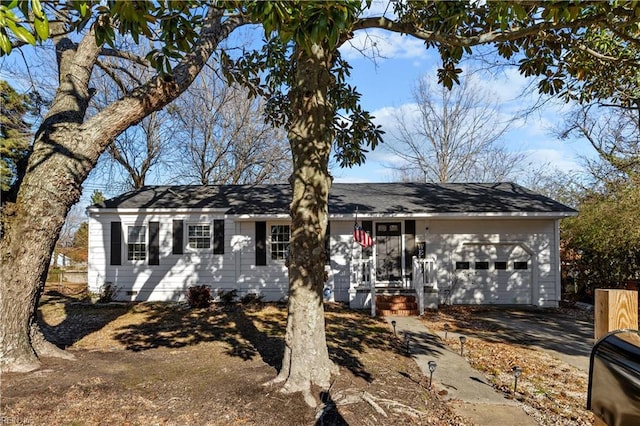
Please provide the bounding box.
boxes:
[89,212,562,308]
[328,220,358,302]
[88,212,236,302]
[413,219,559,307]
[234,220,289,301]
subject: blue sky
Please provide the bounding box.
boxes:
[332,27,592,183]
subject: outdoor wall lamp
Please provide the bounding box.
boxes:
[391,320,397,336]
[512,366,522,394]
[428,361,437,388]
[459,335,467,356]
[443,323,450,339]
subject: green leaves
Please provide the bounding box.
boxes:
[0,0,44,55]
[245,1,362,52]
[0,1,207,74]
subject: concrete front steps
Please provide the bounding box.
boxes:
[376,293,419,316]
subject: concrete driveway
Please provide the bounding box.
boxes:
[462,308,594,371]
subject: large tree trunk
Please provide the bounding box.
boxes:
[271,43,337,405]
[0,8,240,373]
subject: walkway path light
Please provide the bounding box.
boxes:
[428,361,437,388]
[512,366,522,394]
[459,335,467,356]
[391,320,397,336]
[443,323,450,339]
[404,332,412,354]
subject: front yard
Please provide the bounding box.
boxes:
[2,293,464,425]
[1,294,596,425]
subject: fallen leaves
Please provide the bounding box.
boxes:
[425,306,595,426]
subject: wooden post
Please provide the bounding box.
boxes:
[594,289,638,340]
[593,289,638,426]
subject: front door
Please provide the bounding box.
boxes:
[375,222,402,283]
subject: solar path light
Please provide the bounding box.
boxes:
[404,332,412,354]
[391,320,397,336]
[428,361,437,388]
[459,335,467,356]
[443,323,450,339]
[512,366,522,394]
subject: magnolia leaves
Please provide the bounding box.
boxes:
[245,0,363,52]
[0,0,49,54]
[0,0,205,74]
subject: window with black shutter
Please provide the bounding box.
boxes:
[149,221,160,265]
[255,221,267,266]
[213,219,224,254]
[172,220,184,254]
[110,221,122,265]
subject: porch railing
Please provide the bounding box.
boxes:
[412,256,437,315]
[351,258,375,316]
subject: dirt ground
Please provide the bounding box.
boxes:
[1,293,467,426]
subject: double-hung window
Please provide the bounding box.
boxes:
[188,224,211,250]
[270,225,290,261]
[127,225,147,261]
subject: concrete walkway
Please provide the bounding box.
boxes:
[386,316,538,425]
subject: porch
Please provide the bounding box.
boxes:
[348,257,439,316]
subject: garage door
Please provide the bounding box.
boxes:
[450,243,531,305]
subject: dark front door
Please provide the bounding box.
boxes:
[375,222,402,282]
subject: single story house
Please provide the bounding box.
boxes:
[87,182,577,312]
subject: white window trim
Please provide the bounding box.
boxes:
[125,223,147,264]
[186,222,212,252]
[268,222,290,263]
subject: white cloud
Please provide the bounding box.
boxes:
[340,29,429,62]
[524,148,582,172]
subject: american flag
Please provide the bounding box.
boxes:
[354,222,373,247]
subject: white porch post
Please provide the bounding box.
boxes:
[413,256,425,315]
[369,258,376,317]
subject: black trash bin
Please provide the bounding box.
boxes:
[588,329,640,426]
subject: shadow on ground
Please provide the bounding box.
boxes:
[39,291,130,348]
[40,296,411,383]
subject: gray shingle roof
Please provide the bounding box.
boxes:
[95,182,576,216]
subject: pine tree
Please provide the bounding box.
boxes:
[0,81,32,192]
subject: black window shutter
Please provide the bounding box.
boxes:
[362,220,373,259]
[255,221,267,266]
[404,220,416,273]
[172,220,183,255]
[213,219,224,254]
[324,221,331,264]
[110,221,122,265]
[149,221,160,265]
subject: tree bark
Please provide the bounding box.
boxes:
[0,8,241,372]
[270,43,337,406]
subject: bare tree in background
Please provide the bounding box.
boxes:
[385,74,525,183]
[89,43,175,191]
[104,111,174,189]
[560,103,640,186]
[171,69,290,185]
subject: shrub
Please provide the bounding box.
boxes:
[93,282,118,303]
[217,289,238,305]
[240,292,264,305]
[187,285,211,308]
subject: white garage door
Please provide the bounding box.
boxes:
[450,243,532,305]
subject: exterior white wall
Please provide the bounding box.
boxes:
[414,219,559,307]
[89,212,562,307]
[89,212,237,302]
[234,220,289,301]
